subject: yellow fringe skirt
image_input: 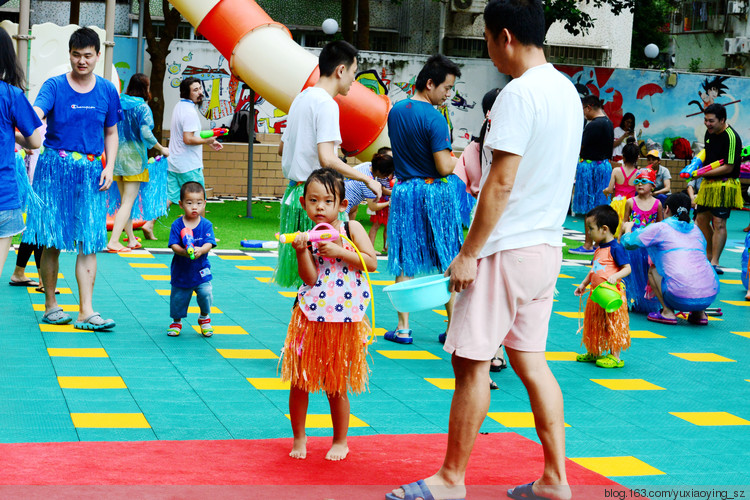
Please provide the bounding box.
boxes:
[281,306,370,397]
[695,178,744,209]
[610,195,628,236]
[581,291,630,356]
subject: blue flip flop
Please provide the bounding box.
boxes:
[507,482,551,500]
[384,328,413,344]
[385,479,465,500]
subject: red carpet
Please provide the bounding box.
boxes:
[0,433,626,498]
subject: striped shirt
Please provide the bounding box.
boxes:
[344,163,377,207]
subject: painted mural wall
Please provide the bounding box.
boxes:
[556,65,749,153]
[113,38,508,149]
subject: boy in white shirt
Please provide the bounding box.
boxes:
[274,40,382,288]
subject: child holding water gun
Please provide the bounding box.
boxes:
[166,182,216,337]
[622,168,663,313]
[281,168,377,461]
[575,205,632,368]
[603,143,639,235]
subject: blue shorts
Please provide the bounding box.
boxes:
[170,281,213,320]
[0,208,24,238]
[167,169,205,204]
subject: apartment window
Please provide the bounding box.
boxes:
[546,44,612,67]
[148,21,194,40]
[444,37,489,58]
[672,0,725,33]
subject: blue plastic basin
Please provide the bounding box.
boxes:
[383,275,451,313]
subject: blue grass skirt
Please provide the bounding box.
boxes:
[449,174,476,228]
[107,156,168,221]
[23,149,108,254]
[573,159,611,215]
[387,177,464,277]
[623,246,660,313]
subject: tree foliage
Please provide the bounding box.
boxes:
[630,0,678,68]
[544,0,635,36]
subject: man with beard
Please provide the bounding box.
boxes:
[166,77,223,206]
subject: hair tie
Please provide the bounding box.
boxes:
[677,207,688,215]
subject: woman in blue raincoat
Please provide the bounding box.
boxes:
[106,73,169,252]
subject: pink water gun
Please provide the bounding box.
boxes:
[692,159,724,178]
[277,223,340,244]
[180,227,196,259]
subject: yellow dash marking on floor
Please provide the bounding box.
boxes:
[570,456,664,476]
[47,348,108,358]
[719,279,743,285]
[545,352,578,361]
[373,327,387,336]
[376,350,440,360]
[425,378,455,390]
[32,304,79,312]
[39,325,77,333]
[591,379,665,391]
[155,289,196,296]
[29,287,72,295]
[255,277,271,283]
[129,263,168,269]
[630,330,665,338]
[236,265,274,271]
[191,325,247,335]
[278,291,297,298]
[217,348,278,359]
[25,272,63,279]
[670,353,735,362]
[432,309,448,317]
[554,312,585,319]
[187,306,222,314]
[218,255,255,260]
[247,378,290,390]
[721,300,750,307]
[117,253,154,258]
[731,331,750,339]
[670,411,750,426]
[58,376,126,389]
[284,413,368,428]
[370,280,395,286]
[141,275,170,281]
[558,274,574,279]
[70,413,150,428]
[487,412,571,428]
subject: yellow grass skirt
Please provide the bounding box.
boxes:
[581,290,630,356]
[610,195,628,236]
[281,306,370,397]
[695,178,744,209]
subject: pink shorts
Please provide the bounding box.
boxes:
[444,244,562,360]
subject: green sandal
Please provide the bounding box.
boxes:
[576,352,599,362]
[596,354,624,368]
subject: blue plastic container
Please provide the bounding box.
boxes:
[383,274,451,313]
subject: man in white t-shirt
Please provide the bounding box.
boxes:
[387,2,581,499]
[166,77,223,205]
[273,40,382,288]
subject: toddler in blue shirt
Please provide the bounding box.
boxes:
[167,182,216,337]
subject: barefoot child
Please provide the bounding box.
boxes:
[166,182,216,337]
[282,168,377,461]
[575,205,632,368]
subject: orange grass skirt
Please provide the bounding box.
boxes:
[281,306,370,397]
[581,290,630,356]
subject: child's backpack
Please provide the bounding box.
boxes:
[672,138,693,160]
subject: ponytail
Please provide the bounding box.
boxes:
[665,192,691,222]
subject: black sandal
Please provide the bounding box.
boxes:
[489,379,499,390]
[490,356,507,372]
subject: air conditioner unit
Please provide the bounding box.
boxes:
[451,0,486,14]
[724,37,738,54]
[728,0,746,15]
[737,37,750,53]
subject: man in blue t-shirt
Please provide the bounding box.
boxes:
[384,55,462,345]
[25,28,122,331]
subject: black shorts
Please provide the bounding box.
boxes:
[695,205,731,219]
